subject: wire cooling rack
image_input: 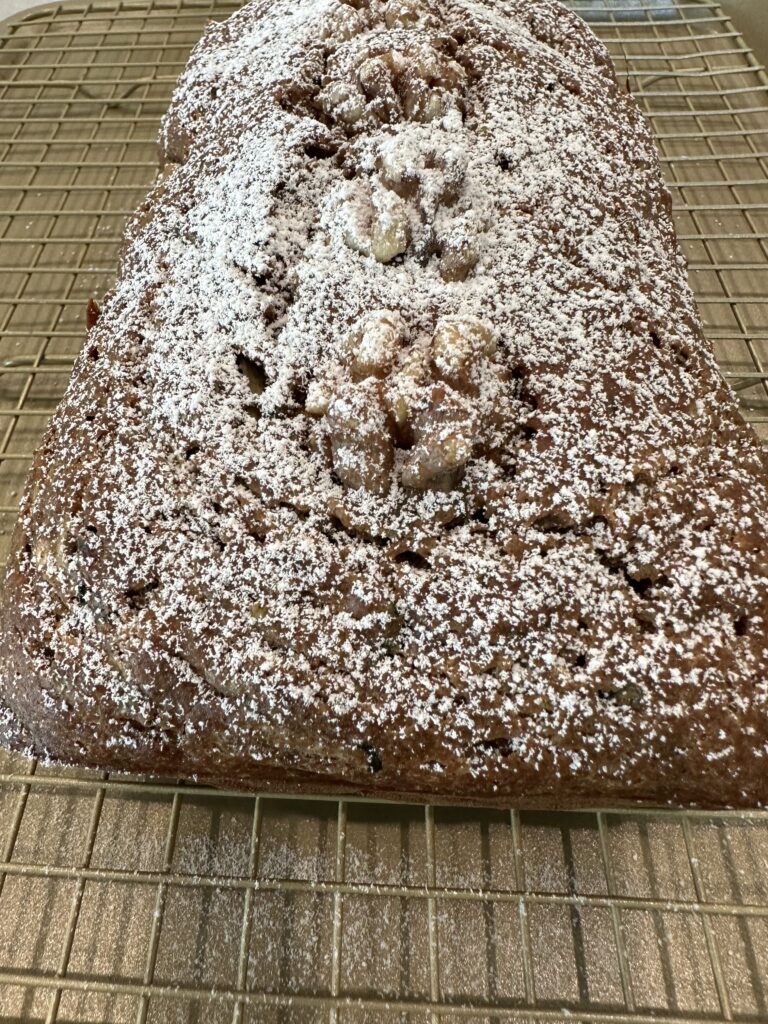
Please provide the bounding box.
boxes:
[0,0,767,1021]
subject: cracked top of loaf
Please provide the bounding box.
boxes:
[1,0,767,807]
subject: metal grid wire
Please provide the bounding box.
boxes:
[0,0,767,1021]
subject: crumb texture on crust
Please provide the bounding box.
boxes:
[1,0,767,808]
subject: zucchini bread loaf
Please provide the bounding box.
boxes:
[1,0,767,807]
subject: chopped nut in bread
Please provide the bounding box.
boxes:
[326,382,395,495]
[349,309,406,381]
[431,318,496,390]
[338,181,410,262]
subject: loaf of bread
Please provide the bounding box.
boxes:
[1,0,767,808]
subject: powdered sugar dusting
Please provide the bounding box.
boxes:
[1,0,767,808]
